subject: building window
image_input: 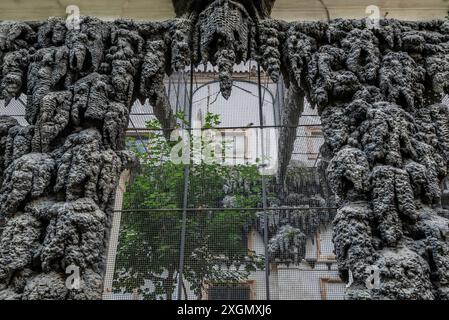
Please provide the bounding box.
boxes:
[222,130,251,164]
[207,283,252,300]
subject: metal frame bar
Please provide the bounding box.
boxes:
[257,64,271,300]
[177,66,194,300]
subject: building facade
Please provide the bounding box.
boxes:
[1,0,449,300]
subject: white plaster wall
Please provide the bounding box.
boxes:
[130,223,345,300]
[248,224,345,300]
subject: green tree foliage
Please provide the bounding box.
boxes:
[113,113,269,300]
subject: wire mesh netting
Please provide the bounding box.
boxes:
[109,208,340,300]
[99,62,345,300]
[7,62,448,300]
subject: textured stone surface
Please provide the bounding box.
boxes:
[255,163,334,264]
[172,0,276,19]
[0,153,54,216]
[1,0,449,300]
[275,19,449,299]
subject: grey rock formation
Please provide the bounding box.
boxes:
[0,18,152,299]
[0,153,54,216]
[193,0,257,99]
[0,0,449,300]
[255,162,334,265]
[0,116,19,178]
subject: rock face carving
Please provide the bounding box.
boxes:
[0,0,449,300]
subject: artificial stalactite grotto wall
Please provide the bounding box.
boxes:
[0,0,448,299]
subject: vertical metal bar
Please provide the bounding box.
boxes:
[257,64,270,300]
[175,72,181,115]
[167,75,173,110]
[177,65,194,300]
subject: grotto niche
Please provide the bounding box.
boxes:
[0,0,449,300]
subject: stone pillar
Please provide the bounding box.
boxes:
[102,170,130,300]
[0,18,144,300]
[282,20,449,299]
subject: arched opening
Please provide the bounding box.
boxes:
[102,61,346,301]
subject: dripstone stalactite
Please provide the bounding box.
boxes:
[1,0,449,300]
